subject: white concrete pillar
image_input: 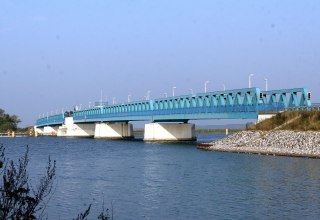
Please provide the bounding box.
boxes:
[57,117,95,137]
[144,123,196,141]
[57,123,95,137]
[34,126,44,135]
[94,123,134,139]
[43,126,59,136]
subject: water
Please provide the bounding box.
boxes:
[1,134,320,219]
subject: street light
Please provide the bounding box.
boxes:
[112,97,116,105]
[79,104,82,110]
[222,84,226,91]
[147,91,151,100]
[89,101,91,108]
[128,94,131,102]
[164,92,167,98]
[264,78,268,91]
[189,89,193,95]
[249,74,254,88]
[205,81,210,93]
[172,86,176,96]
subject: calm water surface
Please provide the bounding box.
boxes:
[1,134,320,219]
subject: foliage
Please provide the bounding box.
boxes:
[0,144,112,219]
[0,145,56,219]
[74,204,91,220]
[0,108,21,132]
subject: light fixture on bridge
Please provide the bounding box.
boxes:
[164,92,168,98]
[222,84,226,91]
[189,88,193,95]
[264,78,268,91]
[249,74,254,88]
[205,81,210,93]
[128,94,131,102]
[147,91,151,100]
[173,86,176,97]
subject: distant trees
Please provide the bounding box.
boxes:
[0,108,21,132]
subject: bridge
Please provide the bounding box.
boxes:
[35,87,312,141]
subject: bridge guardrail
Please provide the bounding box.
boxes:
[73,103,287,122]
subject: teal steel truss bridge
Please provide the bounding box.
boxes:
[35,87,312,127]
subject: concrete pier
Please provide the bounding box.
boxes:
[144,123,196,141]
[57,117,95,137]
[94,122,134,139]
[34,126,44,135]
[43,126,59,136]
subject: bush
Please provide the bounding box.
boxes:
[0,145,56,219]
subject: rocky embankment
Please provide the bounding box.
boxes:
[198,131,320,158]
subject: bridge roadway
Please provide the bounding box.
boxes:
[35,87,312,141]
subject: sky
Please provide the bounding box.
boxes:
[1,0,320,127]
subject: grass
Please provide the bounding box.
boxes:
[248,111,320,131]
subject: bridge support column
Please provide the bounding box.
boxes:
[144,123,196,141]
[43,126,59,136]
[34,126,44,136]
[57,117,95,137]
[94,123,134,139]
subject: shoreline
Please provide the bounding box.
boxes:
[197,130,320,158]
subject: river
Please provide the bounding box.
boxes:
[1,134,320,219]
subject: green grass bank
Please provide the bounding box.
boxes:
[248,110,320,131]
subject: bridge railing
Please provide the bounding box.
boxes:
[73,104,287,122]
[35,113,65,127]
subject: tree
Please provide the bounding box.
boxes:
[0,108,21,132]
[0,145,56,219]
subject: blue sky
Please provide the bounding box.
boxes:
[1,0,320,127]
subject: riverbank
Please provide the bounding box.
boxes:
[198,131,320,158]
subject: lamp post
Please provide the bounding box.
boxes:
[147,91,151,100]
[128,94,131,102]
[172,86,176,97]
[205,81,210,93]
[164,92,167,98]
[249,74,254,88]
[89,101,91,108]
[79,104,82,110]
[222,84,226,91]
[264,78,268,91]
[112,97,116,105]
[189,89,193,95]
